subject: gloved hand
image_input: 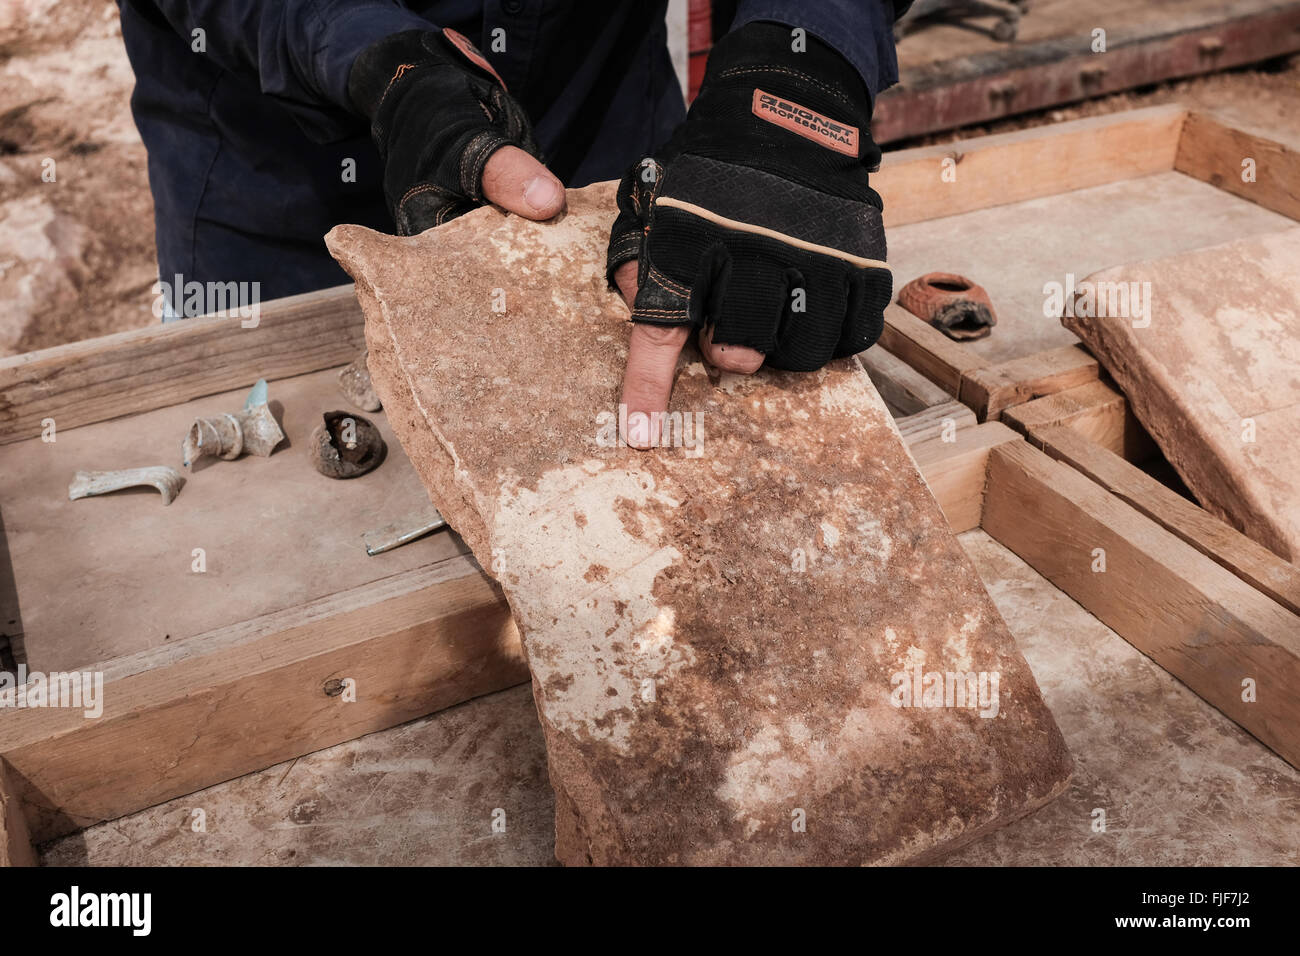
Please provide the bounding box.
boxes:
[608,21,892,440]
[348,28,565,234]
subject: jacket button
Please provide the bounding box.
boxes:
[503,0,523,13]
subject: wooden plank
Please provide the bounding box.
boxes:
[1003,379,1155,462]
[983,440,1300,769]
[860,343,953,414]
[1031,424,1300,618]
[0,284,363,445]
[894,399,976,445]
[0,759,36,867]
[909,421,1022,533]
[959,345,1099,422]
[878,303,986,396]
[876,105,1186,228]
[0,563,528,844]
[1176,111,1300,222]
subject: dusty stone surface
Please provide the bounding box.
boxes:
[1064,227,1300,560]
[326,182,1073,866]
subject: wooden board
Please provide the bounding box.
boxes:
[0,285,364,445]
[1031,423,1300,618]
[893,399,975,444]
[1002,379,1155,462]
[959,346,1099,422]
[0,759,35,867]
[875,105,1186,230]
[1176,111,1300,222]
[859,343,953,414]
[1064,227,1300,561]
[983,440,1300,770]
[908,421,1021,534]
[0,563,526,844]
[0,367,470,670]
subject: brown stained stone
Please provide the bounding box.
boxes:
[1064,228,1300,561]
[325,182,1072,866]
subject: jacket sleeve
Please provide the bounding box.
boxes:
[728,1,905,100]
[134,0,433,119]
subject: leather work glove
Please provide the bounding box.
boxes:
[348,29,565,234]
[608,21,892,435]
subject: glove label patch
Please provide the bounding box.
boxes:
[442,27,508,90]
[751,89,858,157]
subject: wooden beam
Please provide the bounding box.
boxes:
[860,344,953,414]
[983,440,1300,769]
[1003,379,1155,462]
[0,559,527,844]
[0,759,36,867]
[1175,111,1300,222]
[909,421,1022,533]
[0,284,363,444]
[1031,424,1300,618]
[879,304,985,396]
[894,399,976,445]
[959,345,1099,422]
[876,105,1186,228]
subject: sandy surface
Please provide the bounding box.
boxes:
[0,0,155,354]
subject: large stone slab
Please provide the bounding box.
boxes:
[1064,227,1300,561]
[326,183,1071,866]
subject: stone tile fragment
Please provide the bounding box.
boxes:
[1064,228,1300,560]
[326,182,1072,865]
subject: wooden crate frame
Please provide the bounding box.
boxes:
[883,107,1300,782]
[2,104,1298,865]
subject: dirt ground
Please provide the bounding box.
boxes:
[1,1,1298,356]
[0,0,156,355]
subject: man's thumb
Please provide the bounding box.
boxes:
[481,145,566,220]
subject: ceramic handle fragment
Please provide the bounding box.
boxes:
[68,466,186,505]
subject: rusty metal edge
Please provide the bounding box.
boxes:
[875,3,1300,143]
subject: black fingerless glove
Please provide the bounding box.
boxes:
[607,21,892,372]
[348,29,542,235]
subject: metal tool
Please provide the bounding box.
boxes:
[362,507,448,555]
